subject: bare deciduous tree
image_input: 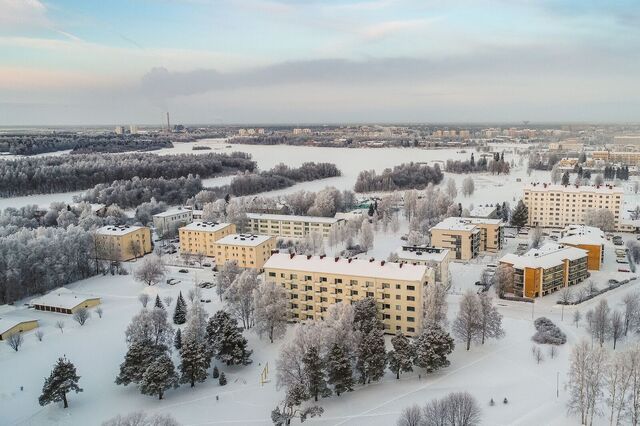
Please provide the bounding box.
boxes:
[610,310,624,350]
[138,293,150,308]
[56,320,65,333]
[35,330,44,342]
[134,255,166,286]
[96,307,104,318]
[7,333,24,351]
[397,404,422,426]
[453,291,481,351]
[73,308,90,326]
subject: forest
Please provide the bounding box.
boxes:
[0,152,255,197]
[353,162,444,192]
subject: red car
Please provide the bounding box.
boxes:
[618,268,631,273]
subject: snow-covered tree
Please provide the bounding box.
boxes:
[353,298,386,384]
[183,300,208,344]
[413,323,455,373]
[7,332,24,351]
[567,340,608,426]
[116,340,166,387]
[139,353,179,400]
[623,292,639,336]
[326,343,354,396]
[154,295,165,310]
[423,282,448,328]
[359,219,374,252]
[461,176,475,197]
[493,264,514,298]
[550,164,562,184]
[610,310,624,350]
[173,291,187,325]
[510,200,528,229]
[216,260,242,301]
[387,331,415,379]
[134,255,166,286]
[588,299,611,347]
[584,208,615,232]
[445,178,458,199]
[397,404,422,426]
[125,307,174,348]
[39,357,83,409]
[303,345,331,401]
[226,269,259,329]
[453,291,481,351]
[173,328,182,350]
[271,383,324,426]
[179,337,210,388]
[530,226,543,249]
[206,310,253,366]
[102,412,181,426]
[253,281,289,343]
[477,293,505,345]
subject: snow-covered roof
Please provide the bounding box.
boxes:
[215,233,273,247]
[0,318,38,334]
[430,216,501,232]
[524,183,624,194]
[396,246,450,263]
[96,225,146,236]
[153,208,193,218]
[247,213,341,224]
[264,253,431,282]
[31,288,100,310]
[559,225,606,246]
[180,221,232,232]
[500,242,588,270]
[469,205,496,218]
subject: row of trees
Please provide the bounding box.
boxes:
[397,392,481,426]
[604,165,630,180]
[354,163,444,193]
[445,152,510,175]
[0,152,255,197]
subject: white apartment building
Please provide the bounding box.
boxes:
[523,183,624,229]
[245,213,344,238]
[153,208,193,235]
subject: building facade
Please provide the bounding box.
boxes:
[31,289,101,314]
[558,225,606,271]
[179,222,236,257]
[153,208,193,236]
[500,243,589,298]
[95,225,152,261]
[246,213,344,238]
[0,319,39,340]
[395,245,452,285]
[264,253,434,336]
[214,233,275,269]
[523,183,623,229]
[592,151,640,166]
[429,217,504,260]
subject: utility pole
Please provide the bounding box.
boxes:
[556,371,559,399]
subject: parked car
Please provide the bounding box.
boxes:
[616,259,629,264]
[614,240,624,246]
[619,268,631,273]
[203,263,212,267]
[608,279,620,285]
[178,269,188,273]
[200,298,212,303]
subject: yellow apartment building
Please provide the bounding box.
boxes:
[95,225,152,261]
[429,217,504,261]
[592,151,640,166]
[500,242,589,298]
[394,245,452,285]
[264,253,434,336]
[0,319,39,340]
[558,225,606,271]
[214,233,276,270]
[179,221,236,257]
[523,183,624,229]
[246,213,344,238]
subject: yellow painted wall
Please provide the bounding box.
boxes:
[0,320,39,340]
[215,237,276,269]
[179,224,236,256]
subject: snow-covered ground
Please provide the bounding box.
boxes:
[1,215,639,426]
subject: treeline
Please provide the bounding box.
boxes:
[229,162,341,196]
[0,152,255,197]
[354,162,443,193]
[604,165,630,180]
[445,152,510,174]
[528,151,562,171]
[0,226,96,304]
[77,175,203,208]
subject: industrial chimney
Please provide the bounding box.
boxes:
[166,112,171,132]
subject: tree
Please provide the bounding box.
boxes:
[453,291,481,351]
[134,255,166,286]
[529,226,543,249]
[359,219,374,252]
[127,240,142,260]
[388,332,415,379]
[35,330,44,342]
[610,310,623,350]
[567,340,608,426]
[271,384,324,426]
[216,260,242,301]
[102,412,181,426]
[594,174,605,186]
[96,307,103,318]
[588,299,611,347]
[477,293,505,345]
[397,404,422,426]
[206,310,253,366]
[179,337,210,388]
[550,164,562,184]
[558,287,573,321]
[226,269,259,329]
[423,282,448,328]
[623,292,639,336]
[138,293,150,308]
[56,320,65,333]
[303,345,330,401]
[461,176,474,197]
[219,371,227,386]
[254,281,289,343]
[173,291,187,325]
[174,328,182,350]
[493,264,514,298]
[116,340,165,387]
[326,343,354,396]
[561,171,570,185]
[139,354,179,400]
[510,200,528,229]
[446,178,458,199]
[421,392,482,426]
[7,332,23,351]
[39,357,83,409]
[413,323,455,373]
[125,307,174,348]
[353,298,387,384]
[154,295,165,310]
[584,208,615,232]
[212,365,219,379]
[73,308,90,326]
[573,310,582,328]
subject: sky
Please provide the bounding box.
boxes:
[1,0,639,125]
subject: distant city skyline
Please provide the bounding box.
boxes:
[1,0,639,125]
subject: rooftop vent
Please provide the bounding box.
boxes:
[290,253,295,259]
[380,260,385,266]
[306,255,312,260]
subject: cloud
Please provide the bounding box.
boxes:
[0,0,48,27]
[358,18,438,42]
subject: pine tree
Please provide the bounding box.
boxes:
[326,343,354,396]
[219,372,227,386]
[353,298,387,384]
[561,171,570,186]
[179,338,210,387]
[510,200,528,229]
[303,345,331,401]
[115,340,164,386]
[155,295,164,310]
[387,332,414,379]
[174,328,182,350]
[206,310,253,366]
[413,323,455,373]
[39,357,83,409]
[173,291,187,325]
[212,365,219,379]
[140,354,178,400]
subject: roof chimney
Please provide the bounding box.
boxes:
[380,260,385,266]
[369,258,375,262]
[306,255,312,260]
[290,253,295,259]
[348,258,352,263]
[334,257,339,262]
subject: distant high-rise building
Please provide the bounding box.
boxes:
[114,126,124,135]
[129,125,138,134]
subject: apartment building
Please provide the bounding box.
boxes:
[95,225,152,261]
[214,233,275,269]
[179,222,236,257]
[246,213,344,238]
[523,183,623,229]
[394,245,452,285]
[500,242,589,298]
[558,225,606,271]
[592,151,640,166]
[264,253,434,336]
[429,217,504,261]
[153,208,193,235]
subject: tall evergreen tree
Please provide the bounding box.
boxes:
[353,298,387,384]
[561,171,570,185]
[179,338,210,387]
[174,328,182,350]
[115,340,164,386]
[326,343,354,396]
[303,345,331,401]
[173,291,187,325]
[140,353,178,400]
[219,372,227,386]
[206,310,253,366]
[387,332,415,379]
[39,357,83,409]
[510,200,528,229]
[155,295,164,310]
[413,324,455,373]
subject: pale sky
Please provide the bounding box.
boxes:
[1,0,639,125]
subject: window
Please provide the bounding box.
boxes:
[407,285,415,291]
[268,272,276,277]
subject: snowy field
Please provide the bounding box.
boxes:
[1,216,639,426]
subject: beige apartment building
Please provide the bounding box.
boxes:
[429,217,504,261]
[214,233,275,269]
[264,253,434,336]
[246,213,344,238]
[394,245,452,285]
[523,183,624,229]
[95,225,152,261]
[179,221,236,257]
[592,151,640,166]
